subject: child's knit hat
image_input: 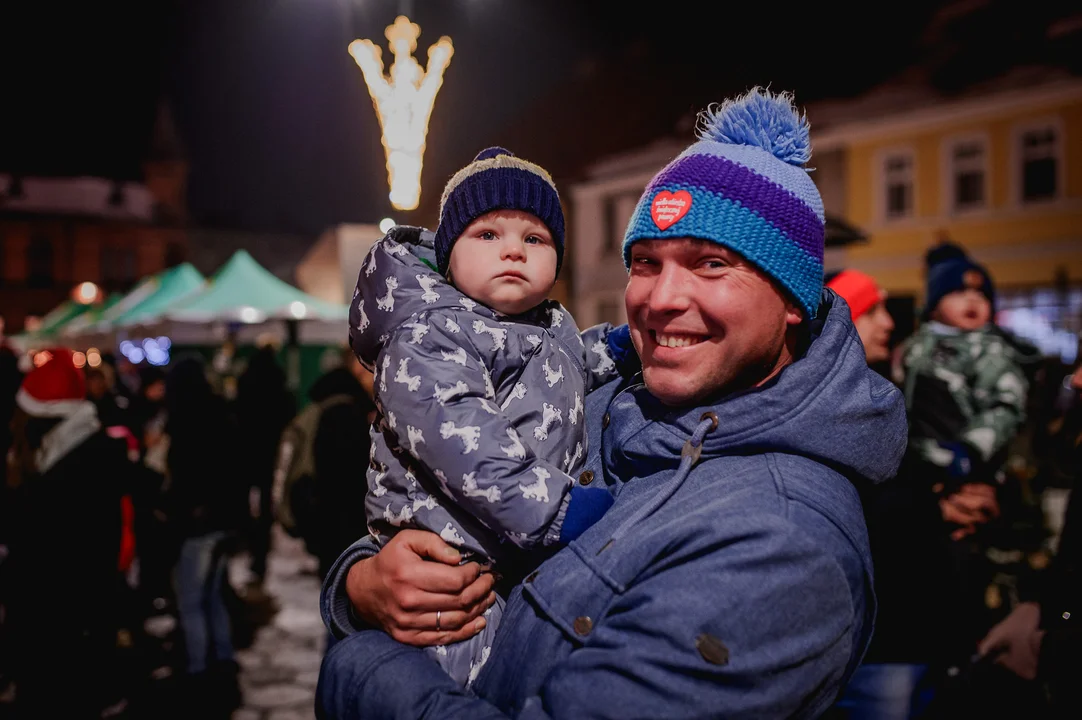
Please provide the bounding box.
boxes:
[622,87,825,319]
[433,147,565,276]
[923,241,995,318]
[826,269,886,321]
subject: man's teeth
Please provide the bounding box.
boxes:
[656,334,703,348]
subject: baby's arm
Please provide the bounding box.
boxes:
[376,316,577,548]
[580,322,638,392]
[960,351,1029,464]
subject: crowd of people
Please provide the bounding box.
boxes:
[0,343,375,718]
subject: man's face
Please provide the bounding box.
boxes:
[855,302,895,364]
[625,238,802,407]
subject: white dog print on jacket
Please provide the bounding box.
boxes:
[376,276,399,312]
[519,467,551,503]
[440,421,481,454]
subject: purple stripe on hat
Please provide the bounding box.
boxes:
[645,153,824,262]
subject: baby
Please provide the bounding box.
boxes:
[896,242,1036,496]
[349,147,624,686]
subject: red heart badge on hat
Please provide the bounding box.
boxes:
[650,190,692,230]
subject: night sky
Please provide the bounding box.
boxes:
[1,0,1073,235]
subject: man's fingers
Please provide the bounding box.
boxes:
[397,618,488,648]
[398,560,487,595]
[941,500,982,526]
[951,526,974,541]
[951,493,995,513]
[454,576,496,612]
[398,530,463,566]
[392,581,497,617]
[959,483,996,499]
[397,602,491,632]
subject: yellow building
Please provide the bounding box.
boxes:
[810,75,1082,355]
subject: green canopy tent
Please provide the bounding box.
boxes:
[59,292,126,341]
[35,300,93,337]
[7,299,93,351]
[158,250,349,395]
[163,250,347,324]
[111,263,207,329]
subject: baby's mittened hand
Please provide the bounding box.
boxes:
[559,485,615,543]
[937,441,973,480]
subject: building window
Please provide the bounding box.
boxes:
[27,234,54,288]
[1019,124,1060,203]
[602,192,641,255]
[949,138,988,211]
[882,152,914,219]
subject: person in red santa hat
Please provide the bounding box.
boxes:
[5,347,130,718]
[826,268,896,366]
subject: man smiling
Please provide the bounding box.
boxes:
[317,88,908,719]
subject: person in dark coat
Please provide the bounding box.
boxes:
[306,352,376,582]
[978,362,1082,718]
[235,345,296,584]
[5,348,128,718]
[161,354,245,712]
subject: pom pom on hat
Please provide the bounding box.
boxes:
[924,241,968,270]
[473,146,512,161]
[623,87,825,319]
[697,88,811,166]
[16,347,88,417]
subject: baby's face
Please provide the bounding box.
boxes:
[933,289,991,331]
[448,209,558,315]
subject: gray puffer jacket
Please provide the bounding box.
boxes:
[349,226,619,563]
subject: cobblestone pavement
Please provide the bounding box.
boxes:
[231,528,324,720]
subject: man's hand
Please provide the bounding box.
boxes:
[978,601,1044,680]
[937,482,999,540]
[345,530,497,647]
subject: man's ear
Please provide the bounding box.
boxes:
[784,300,804,327]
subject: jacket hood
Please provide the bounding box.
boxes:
[350,226,493,369]
[617,289,907,485]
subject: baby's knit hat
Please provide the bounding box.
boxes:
[622,87,825,319]
[433,147,565,276]
[923,241,995,318]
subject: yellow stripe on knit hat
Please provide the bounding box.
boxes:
[439,153,558,216]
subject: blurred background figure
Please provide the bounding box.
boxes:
[4,348,130,718]
[234,344,296,593]
[827,269,896,367]
[158,354,245,715]
[977,361,1081,719]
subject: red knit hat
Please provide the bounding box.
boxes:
[16,347,88,417]
[827,270,886,321]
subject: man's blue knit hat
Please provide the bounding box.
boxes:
[923,241,995,318]
[433,147,565,276]
[622,88,825,319]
